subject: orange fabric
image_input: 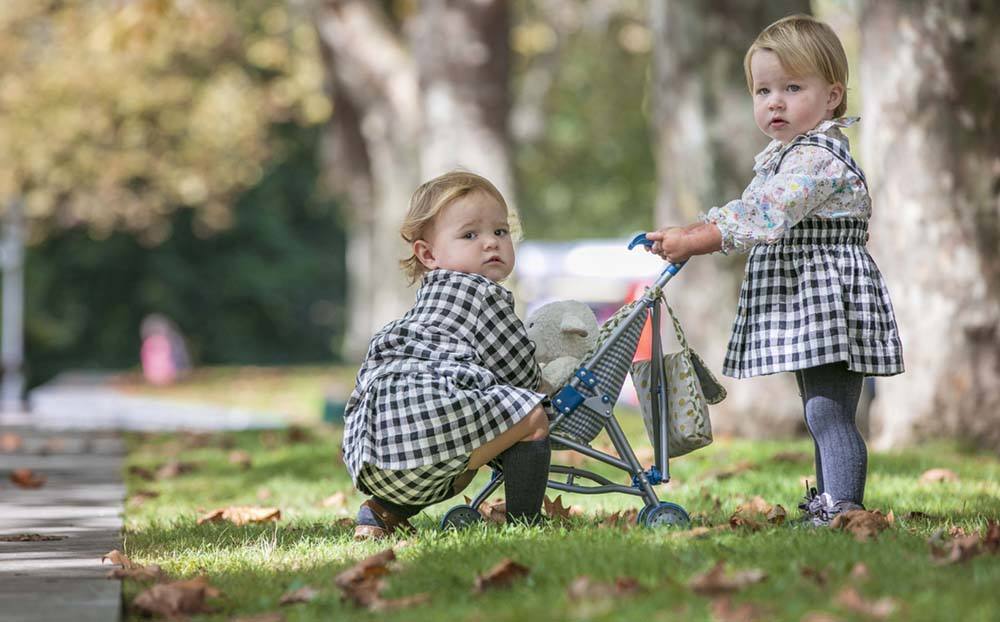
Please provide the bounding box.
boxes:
[625,281,652,362]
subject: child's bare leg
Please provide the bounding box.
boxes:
[467,405,549,469]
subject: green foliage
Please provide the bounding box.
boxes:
[25,124,346,386]
[513,3,656,240]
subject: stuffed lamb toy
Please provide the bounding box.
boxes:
[526,300,600,394]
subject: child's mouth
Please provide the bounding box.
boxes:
[770,119,788,128]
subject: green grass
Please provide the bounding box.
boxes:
[121,408,1000,622]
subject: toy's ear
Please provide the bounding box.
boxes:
[560,315,589,338]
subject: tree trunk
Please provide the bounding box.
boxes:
[648,0,811,438]
[859,1,1000,449]
[315,0,513,359]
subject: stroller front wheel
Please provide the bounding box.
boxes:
[440,505,483,531]
[641,502,690,528]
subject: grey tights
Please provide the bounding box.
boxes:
[794,363,867,504]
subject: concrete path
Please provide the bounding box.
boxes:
[0,427,125,622]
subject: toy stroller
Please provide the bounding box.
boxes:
[442,234,708,530]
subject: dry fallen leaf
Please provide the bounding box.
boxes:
[279,586,319,605]
[984,520,1000,554]
[688,560,767,596]
[131,576,221,618]
[101,549,137,569]
[107,564,166,582]
[229,450,253,470]
[729,496,787,530]
[928,530,984,565]
[128,490,160,508]
[848,562,870,581]
[599,508,638,529]
[287,426,311,444]
[835,587,897,620]
[710,595,769,622]
[128,465,155,481]
[334,548,396,607]
[473,558,530,593]
[197,506,281,526]
[0,533,65,542]
[543,495,583,521]
[10,468,46,489]
[566,575,644,601]
[155,460,197,480]
[0,432,23,452]
[799,565,829,587]
[368,592,432,612]
[918,468,958,484]
[830,510,892,542]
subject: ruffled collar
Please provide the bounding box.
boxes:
[753,116,859,173]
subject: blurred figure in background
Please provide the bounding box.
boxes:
[140,314,191,386]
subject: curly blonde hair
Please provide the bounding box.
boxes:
[744,14,849,118]
[399,170,514,284]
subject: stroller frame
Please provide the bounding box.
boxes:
[442,252,692,529]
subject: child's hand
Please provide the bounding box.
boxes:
[645,227,690,263]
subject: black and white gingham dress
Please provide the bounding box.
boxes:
[723,136,905,379]
[342,270,544,505]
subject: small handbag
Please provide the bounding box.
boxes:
[631,300,726,458]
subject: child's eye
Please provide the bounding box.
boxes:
[787,84,801,92]
[756,87,769,96]
[462,232,476,240]
[495,228,509,237]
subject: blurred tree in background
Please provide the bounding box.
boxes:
[1,0,345,385]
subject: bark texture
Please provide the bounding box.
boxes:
[649,0,811,438]
[315,0,513,358]
[860,1,1000,448]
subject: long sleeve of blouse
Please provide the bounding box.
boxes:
[700,120,870,254]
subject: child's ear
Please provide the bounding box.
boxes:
[413,240,438,270]
[828,82,845,113]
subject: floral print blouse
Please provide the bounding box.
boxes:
[700,117,870,254]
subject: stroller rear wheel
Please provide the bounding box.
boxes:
[641,502,690,528]
[440,505,483,531]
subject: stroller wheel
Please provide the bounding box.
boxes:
[641,502,690,528]
[440,505,483,531]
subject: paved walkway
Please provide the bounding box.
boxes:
[0,426,125,621]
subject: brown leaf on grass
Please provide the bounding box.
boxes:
[0,533,65,542]
[710,596,769,622]
[769,450,810,464]
[107,564,166,582]
[197,506,281,526]
[279,585,319,605]
[799,565,829,587]
[598,508,638,529]
[131,576,221,618]
[127,490,160,508]
[0,432,23,452]
[260,431,280,449]
[566,575,644,601]
[156,460,198,480]
[849,562,870,581]
[321,491,348,509]
[830,510,892,542]
[928,527,986,565]
[334,548,396,590]
[128,465,155,481]
[287,425,311,444]
[10,468,46,489]
[984,520,1000,553]
[729,496,788,530]
[230,614,286,622]
[228,450,253,470]
[918,468,958,484]
[835,587,897,620]
[473,558,530,593]
[478,499,507,524]
[543,495,583,521]
[369,592,432,612]
[688,561,767,596]
[101,549,137,569]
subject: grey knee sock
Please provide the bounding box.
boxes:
[499,438,551,524]
[799,363,866,504]
[796,371,824,492]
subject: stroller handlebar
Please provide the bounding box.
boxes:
[627,233,687,279]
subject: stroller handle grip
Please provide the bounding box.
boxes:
[627,233,687,275]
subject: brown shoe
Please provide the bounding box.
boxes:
[352,498,416,541]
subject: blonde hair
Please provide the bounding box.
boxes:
[399,170,512,284]
[744,14,849,118]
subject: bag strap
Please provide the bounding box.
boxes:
[660,298,690,353]
[775,134,868,191]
